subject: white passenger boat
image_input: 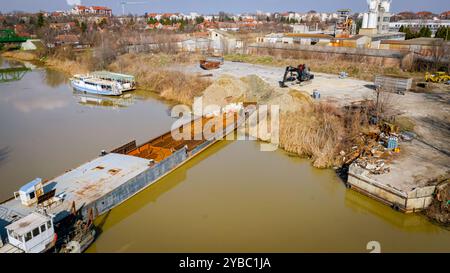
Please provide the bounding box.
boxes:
[70,71,136,96]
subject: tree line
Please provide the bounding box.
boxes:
[399,25,450,40]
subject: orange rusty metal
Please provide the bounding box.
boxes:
[126,113,238,161]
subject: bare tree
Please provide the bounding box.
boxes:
[430,39,450,72]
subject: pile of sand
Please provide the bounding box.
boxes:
[202,74,311,112]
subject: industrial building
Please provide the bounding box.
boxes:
[360,0,393,35]
[389,20,450,36]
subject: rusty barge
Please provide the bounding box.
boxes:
[0,107,250,253]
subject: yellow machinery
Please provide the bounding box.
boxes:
[425,72,450,83]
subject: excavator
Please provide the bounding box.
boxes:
[279,64,314,88]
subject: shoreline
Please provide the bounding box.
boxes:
[2,51,448,227]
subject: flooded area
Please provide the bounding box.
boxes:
[0,57,449,253]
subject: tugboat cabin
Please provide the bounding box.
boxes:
[3,212,55,253]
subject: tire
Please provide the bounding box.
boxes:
[392,204,400,211]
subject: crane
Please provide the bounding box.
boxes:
[120,1,147,16]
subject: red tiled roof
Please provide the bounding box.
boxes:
[92,6,111,11]
[191,31,209,38]
[55,34,79,43]
[416,11,433,15]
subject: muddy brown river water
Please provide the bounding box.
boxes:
[0,57,449,252]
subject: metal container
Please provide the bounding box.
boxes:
[312,90,321,99]
[387,136,398,149]
[374,75,413,94]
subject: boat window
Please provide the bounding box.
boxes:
[40,224,46,233]
[25,232,32,242]
[32,227,40,237]
[47,221,52,229]
[29,191,35,199]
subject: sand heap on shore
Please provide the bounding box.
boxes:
[201,74,311,112]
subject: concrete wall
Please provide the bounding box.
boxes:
[348,164,436,213]
[247,43,407,68]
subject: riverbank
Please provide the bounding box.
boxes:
[4,51,448,225]
[172,59,449,224]
[1,50,39,62]
[1,50,89,75]
[1,53,449,254]
[108,53,209,105]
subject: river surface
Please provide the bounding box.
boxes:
[0,57,449,253]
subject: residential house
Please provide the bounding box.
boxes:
[147,13,162,20]
[49,22,77,31]
[218,22,239,31]
[90,6,112,17]
[71,5,89,15]
[71,5,112,16]
[54,34,80,46]
[180,37,212,53]
[209,29,255,54]
[440,11,450,20]
[147,22,163,30]
[14,24,30,38]
[197,21,218,31]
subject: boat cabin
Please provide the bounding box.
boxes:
[5,212,55,253]
[14,178,44,206]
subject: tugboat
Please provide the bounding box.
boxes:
[0,179,96,253]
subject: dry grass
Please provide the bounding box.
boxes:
[110,52,201,70]
[109,53,210,105]
[394,116,416,132]
[45,57,89,75]
[279,102,371,168]
[1,51,38,62]
[142,70,211,105]
[279,103,344,168]
[225,54,422,82]
[288,90,313,103]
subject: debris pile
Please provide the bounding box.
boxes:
[354,156,391,175]
[341,121,408,175]
[425,180,450,227]
[349,136,395,174]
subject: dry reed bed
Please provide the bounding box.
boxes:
[109,53,210,105]
[279,102,371,168]
[1,51,38,62]
[45,57,90,75]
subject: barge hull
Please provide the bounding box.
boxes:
[347,164,435,213]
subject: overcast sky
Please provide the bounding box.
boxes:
[0,0,448,15]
